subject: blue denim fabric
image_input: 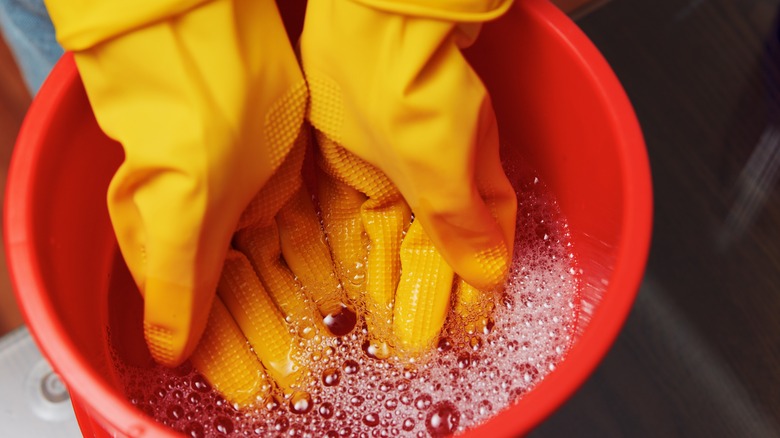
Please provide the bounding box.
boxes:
[0,0,63,95]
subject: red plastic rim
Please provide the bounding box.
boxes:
[461,1,652,436]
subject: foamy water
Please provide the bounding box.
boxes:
[112,169,579,437]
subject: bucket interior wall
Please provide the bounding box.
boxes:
[25,75,122,380]
[467,6,624,338]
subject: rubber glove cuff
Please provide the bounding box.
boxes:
[43,0,210,50]
[350,0,513,22]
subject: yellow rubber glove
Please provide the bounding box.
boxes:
[192,131,349,406]
[45,0,349,406]
[300,0,518,356]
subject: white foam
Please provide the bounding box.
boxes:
[114,165,580,437]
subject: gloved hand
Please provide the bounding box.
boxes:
[300,0,518,356]
[192,130,350,406]
[44,0,349,406]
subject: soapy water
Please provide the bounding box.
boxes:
[111,166,580,437]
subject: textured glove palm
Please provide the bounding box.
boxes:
[300,0,518,356]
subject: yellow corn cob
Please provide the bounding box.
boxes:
[276,186,345,317]
[316,133,461,356]
[316,170,367,306]
[393,221,454,355]
[315,134,507,357]
[361,197,410,339]
[190,127,359,406]
[452,279,496,335]
[216,249,303,392]
[317,131,499,356]
[189,298,271,408]
[236,133,349,325]
[317,137,412,343]
[234,223,319,337]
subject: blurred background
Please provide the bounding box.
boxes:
[0,20,26,334]
[2,0,780,436]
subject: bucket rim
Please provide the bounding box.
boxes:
[4,52,181,437]
[3,0,653,436]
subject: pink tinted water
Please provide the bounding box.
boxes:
[111,164,580,437]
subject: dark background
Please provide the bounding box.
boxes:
[533,0,780,436]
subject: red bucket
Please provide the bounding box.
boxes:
[4,0,652,436]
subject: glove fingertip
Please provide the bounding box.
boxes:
[143,278,214,367]
[417,205,512,291]
[462,239,512,290]
[143,321,186,367]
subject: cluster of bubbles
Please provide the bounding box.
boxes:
[113,168,580,437]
